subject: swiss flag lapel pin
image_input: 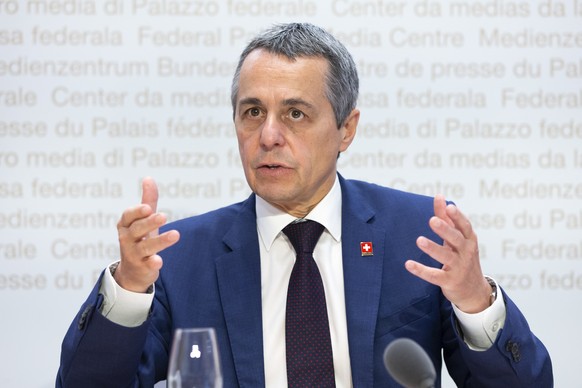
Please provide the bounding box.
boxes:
[360,242,373,256]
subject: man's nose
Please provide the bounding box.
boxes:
[259,115,286,149]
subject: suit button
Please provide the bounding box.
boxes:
[78,304,93,330]
[505,340,521,362]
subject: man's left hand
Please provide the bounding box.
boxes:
[405,194,492,314]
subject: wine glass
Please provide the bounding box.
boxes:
[167,327,223,388]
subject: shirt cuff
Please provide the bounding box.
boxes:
[98,261,155,327]
[452,277,506,351]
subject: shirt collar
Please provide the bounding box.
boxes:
[256,175,342,251]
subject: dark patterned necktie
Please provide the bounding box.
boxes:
[283,220,335,388]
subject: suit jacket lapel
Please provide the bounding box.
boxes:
[215,195,265,387]
[340,177,385,388]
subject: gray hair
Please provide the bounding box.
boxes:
[231,23,359,128]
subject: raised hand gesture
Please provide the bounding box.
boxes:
[114,177,180,292]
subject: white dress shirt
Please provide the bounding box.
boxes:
[100,175,506,386]
[256,177,351,387]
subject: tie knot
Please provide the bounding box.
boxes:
[283,220,324,255]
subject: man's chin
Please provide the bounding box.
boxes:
[255,190,292,205]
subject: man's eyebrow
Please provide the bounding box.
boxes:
[238,97,262,106]
[238,97,315,111]
[282,98,315,110]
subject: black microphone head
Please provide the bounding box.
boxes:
[383,338,436,388]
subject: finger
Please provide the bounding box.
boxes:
[123,212,168,242]
[141,177,160,237]
[141,177,159,213]
[433,194,454,227]
[445,204,475,240]
[416,235,455,267]
[119,228,179,268]
[135,230,180,260]
[427,216,468,253]
[405,259,445,287]
[117,204,153,229]
[143,254,164,272]
[423,217,480,269]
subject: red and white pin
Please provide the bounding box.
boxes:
[360,242,373,256]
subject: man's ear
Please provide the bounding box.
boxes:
[339,108,360,152]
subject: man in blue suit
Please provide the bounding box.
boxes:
[57,23,552,387]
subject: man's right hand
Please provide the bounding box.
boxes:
[114,177,180,293]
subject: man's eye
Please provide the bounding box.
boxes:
[289,109,304,120]
[248,108,261,117]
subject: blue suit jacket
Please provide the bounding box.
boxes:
[57,176,552,387]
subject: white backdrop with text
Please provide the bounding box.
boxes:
[1,1,581,386]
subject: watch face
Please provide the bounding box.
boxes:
[486,277,497,305]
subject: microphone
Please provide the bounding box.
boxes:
[383,338,436,388]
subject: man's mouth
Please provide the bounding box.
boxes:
[258,163,284,169]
